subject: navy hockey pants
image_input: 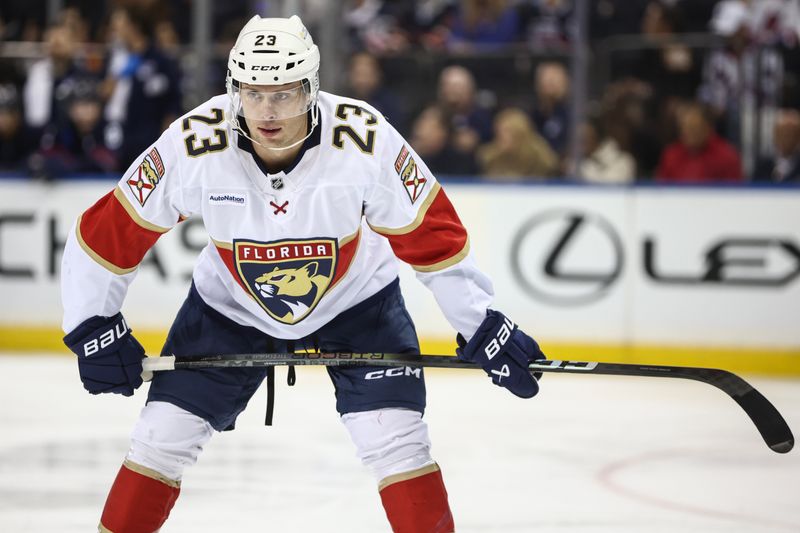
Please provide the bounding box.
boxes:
[147,278,426,431]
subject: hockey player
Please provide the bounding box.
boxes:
[61,15,545,533]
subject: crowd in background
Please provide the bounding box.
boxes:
[1,0,799,184]
[0,1,182,178]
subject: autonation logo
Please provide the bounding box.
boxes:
[209,193,247,206]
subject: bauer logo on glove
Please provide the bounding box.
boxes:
[64,313,146,396]
[484,314,514,360]
[81,317,131,357]
[457,309,545,399]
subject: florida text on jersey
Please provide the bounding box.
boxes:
[61,92,494,340]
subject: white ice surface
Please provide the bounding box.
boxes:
[0,354,798,532]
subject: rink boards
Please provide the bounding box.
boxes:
[0,179,798,374]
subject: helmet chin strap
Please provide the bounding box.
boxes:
[237,105,319,152]
[243,127,311,152]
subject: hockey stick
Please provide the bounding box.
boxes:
[142,353,794,454]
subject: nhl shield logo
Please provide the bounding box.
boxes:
[234,238,338,324]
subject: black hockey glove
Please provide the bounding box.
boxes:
[456,310,544,398]
[64,313,145,396]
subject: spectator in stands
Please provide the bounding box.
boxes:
[59,6,90,43]
[343,0,411,53]
[0,0,47,41]
[0,48,25,93]
[633,1,701,103]
[155,17,181,58]
[346,51,406,134]
[679,0,721,33]
[698,0,751,146]
[102,5,181,168]
[601,80,663,179]
[405,1,455,50]
[656,102,743,183]
[531,61,570,157]
[753,109,800,184]
[446,0,521,50]
[436,65,494,155]
[589,0,648,42]
[519,0,573,50]
[30,77,117,178]
[23,23,81,132]
[477,107,558,179]
[698,0,792,147]
[0,84,35,172]
[573,114,635,184]
[410,105,478,176]
[61,0,109,42]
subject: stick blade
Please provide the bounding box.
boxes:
[735,388,794,453]
[771,440,794,454]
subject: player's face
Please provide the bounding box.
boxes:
[239,82,309,147]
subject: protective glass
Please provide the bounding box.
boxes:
[231,83,313,122]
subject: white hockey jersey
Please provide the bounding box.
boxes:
[61,92,494,341]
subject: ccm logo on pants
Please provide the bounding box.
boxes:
[365,367,422,380]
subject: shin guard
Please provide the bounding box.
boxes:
[98,460,180,533]
[379,464,455,533]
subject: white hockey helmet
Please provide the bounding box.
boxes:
[226,15,320,149]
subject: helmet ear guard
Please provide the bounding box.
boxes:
[225,15,320,151]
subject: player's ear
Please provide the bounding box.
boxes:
[303,262,318,277]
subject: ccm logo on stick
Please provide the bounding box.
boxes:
[365,367,422,380]
[485,316,514,360]
[83,319,129,357]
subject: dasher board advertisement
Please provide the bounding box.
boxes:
[1,181,798,352]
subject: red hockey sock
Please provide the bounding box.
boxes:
[379,464,455,533]
[99,460,181,533]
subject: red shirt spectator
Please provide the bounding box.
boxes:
[656,102,743,182]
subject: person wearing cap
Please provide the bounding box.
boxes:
[60,15,547,532]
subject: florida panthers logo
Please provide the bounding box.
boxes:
[234,238,338,324]
[126,147,164,206]
[400,156,426,204]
